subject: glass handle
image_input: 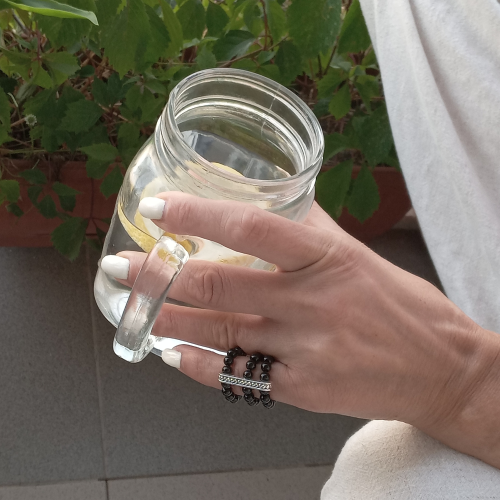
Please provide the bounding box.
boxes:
[113,236,189,363]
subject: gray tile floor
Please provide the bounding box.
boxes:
[0,229,440,499]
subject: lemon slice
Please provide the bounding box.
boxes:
[118,163,242,254]
[211,162,245,177]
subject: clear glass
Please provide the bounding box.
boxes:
[94,68,324,362]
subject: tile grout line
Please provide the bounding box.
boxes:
[85,244,110,482]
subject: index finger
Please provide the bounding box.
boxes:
[139,192,339,271]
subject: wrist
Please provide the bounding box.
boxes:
[418,324,500,468]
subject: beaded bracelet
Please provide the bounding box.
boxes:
[259,355,275,409]
[242,353,262,406]
[220,346,246,404]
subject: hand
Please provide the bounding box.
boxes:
[102,192,500,466]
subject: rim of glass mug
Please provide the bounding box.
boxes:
[155,68,325,202]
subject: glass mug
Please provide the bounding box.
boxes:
[94,68,324,363]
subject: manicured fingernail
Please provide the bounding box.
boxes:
[139,197,165,220]
[162,348,181,369]
[101,255,129,280]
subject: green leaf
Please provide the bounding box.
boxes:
[52,181,79,197]
[43,51,80,84]
[328,83,351,120]
[275,40,302,83]
[195,45,217,70]
[91,73,126,107]
[257,50,275,65]
[51,216,87,261]
[160,0,183,58]
[362,48,377,67]
[0,88,10,128]
[0,125,10,145]
[323,133,347,162]
[77,65,94,77]
[346,166,380,222]
[288,0,341,59]
[36,0,96,48]
[316,160,353,219]
[101,0,150,77]
[59,99,102,133]
[265,0,286,43]
[206,0,229,37]
[117,122,140,152]
[355,75,379,112]
[143,5,171,67]
[0,179,20,202]
[177,0,205,41]
[80,143,118,162]
[313,98,330,118]
[100,166,124,198]
[58,194,76,211]
[2,0,97,24]
[6,202,23,217]
[27,184,43,204]
[317,68,346,99]
[337,0,370,55]
[213,30,256,61]
[242,0,261,36]
[257,63,280,81]
[0,75,17,94]
[38,195,58,218]
[19,168,47,184]
[355,104,393,166]
[31,64,53,89]
[86,159,109,179]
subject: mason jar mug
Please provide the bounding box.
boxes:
[94,68,324,363]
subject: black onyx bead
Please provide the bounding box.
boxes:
[227,349,237,357]
[244,393,253,401]
[222,366,231,374]
[262,355,274,364]
[249,353,262,362]
[263,400,275,409]
[246,360,256,370]
[234,346,245,355]
[221,383,231,389]
[243,370,252,379]
[242,387,253,395]
[261,363,271,372]
[223,356,234,366]
[222,388,232,396]
[260,373,270,382]
[261,394,271,403]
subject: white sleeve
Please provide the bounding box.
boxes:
[359,0,500,331]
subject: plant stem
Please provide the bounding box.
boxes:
[260,0,269,50]
[219,38,286,68]
[317,55,323,79]
[323,43,338,76]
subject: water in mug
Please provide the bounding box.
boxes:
[94,128,293,329]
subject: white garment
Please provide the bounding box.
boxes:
[321,420,500,499]
[358,0,500,331]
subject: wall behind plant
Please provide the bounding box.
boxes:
[0,0,399,259]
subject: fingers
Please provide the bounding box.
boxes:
[103,251,286,316]
[167,344,290,401]
[139,192,335,271]
[303,201,343,231]
[152,303,283,354]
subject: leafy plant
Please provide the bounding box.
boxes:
[0,0,399,259]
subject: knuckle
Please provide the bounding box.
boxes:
[225,206,271,247]
[208,314,240,351]
[188,265,228,308]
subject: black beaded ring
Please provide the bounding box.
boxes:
[220,346,246,403]
[242,353,262,406]
[259,355,275,409]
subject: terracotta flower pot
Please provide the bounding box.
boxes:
[0,160,116,247]
[336,166,412,242]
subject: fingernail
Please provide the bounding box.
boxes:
[162,348,181,369]
[101,255,129,280]
[139,197,165,220]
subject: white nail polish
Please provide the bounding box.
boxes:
[101,255,130,280]
[162,348,181,369]
[139,197,165,220]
